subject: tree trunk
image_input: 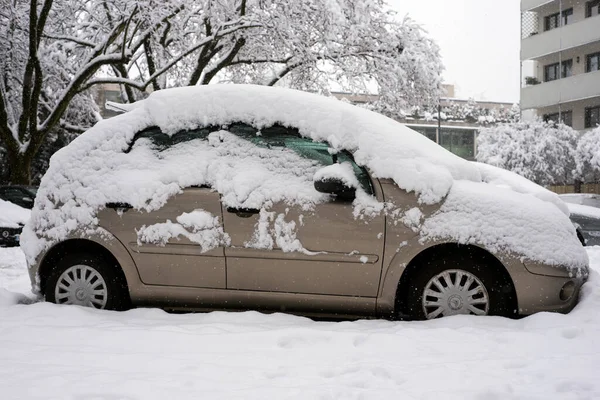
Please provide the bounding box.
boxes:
[574,179,582,194]
[6,152,32,185]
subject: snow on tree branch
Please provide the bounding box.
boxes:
[477,120,578,186]
[575,126,600,183]
[0,0,444,184]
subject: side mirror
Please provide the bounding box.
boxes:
[313,163,358,201]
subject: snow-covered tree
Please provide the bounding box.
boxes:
[0,0,443,184]
[575,126,600,184]
[1,0,185,183]
[405,101,520,125]
[477,120,578,186]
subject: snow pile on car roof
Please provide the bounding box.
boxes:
[20,84,586,272]
[139,84,482,203]
[0,199,30,228]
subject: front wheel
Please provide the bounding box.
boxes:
[45,253,130,310]
[403,257,513,320]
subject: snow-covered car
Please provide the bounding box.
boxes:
[21,85,588,320]
[0,199,31,247]
[0,185,37,209]
[565,203,600,247]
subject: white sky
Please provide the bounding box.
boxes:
[387,0,521,103]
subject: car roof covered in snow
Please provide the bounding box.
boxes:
[21,84,586,271]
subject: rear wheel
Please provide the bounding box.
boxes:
[45,253,130,311]
[403,256,514,320]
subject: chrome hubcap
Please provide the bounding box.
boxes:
[54,265,108,309]
[422,269,489,319]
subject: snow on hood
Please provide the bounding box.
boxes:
[0,199,30,228]
[474,162,570,216]
[21,84,586,271]
[422,181,588,271]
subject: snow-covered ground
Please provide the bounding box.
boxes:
[1,247,600,399]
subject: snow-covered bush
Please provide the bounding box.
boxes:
[477,120,578,186]
[575,126,600,183]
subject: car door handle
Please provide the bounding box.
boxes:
[227,207,260,218]
[106,202,133,211]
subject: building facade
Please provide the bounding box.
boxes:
[334,86,515,161]
[521,0,600,131]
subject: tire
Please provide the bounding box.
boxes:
[403,255,514,320]
[45,253,130,311]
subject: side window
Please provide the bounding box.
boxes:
[247,125,374,195]
[126,126,216,153]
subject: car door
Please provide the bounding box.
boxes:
[98,187,227,289]
[222,126,385,298]
[96,126,228,289]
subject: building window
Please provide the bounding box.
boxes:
[439,129,476,159]
[587,52,600,72]
[411,127,437,142]
[562,8,574,25]
[545,13,560,31]
[545,8,573,30]
[585,106,600,128]
[544,111,573,127]
[586,0,600,17]
[545,63,559,81]
[562,59,573,77]
[544,60,572,82]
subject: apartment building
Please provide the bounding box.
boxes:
[521,0,600,131]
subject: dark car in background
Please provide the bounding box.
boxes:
[0,224,23,247]
[0,198,31,248]
[560,194,600,246]
[0,185,38,209]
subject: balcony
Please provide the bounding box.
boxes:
[521,0,554,12]
[522,15,600,60]
[521,70,600,109]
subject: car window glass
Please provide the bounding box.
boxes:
[127,126,216,152]
[228,123,374,195]
[571,215,600,231]
[2,188,25,200]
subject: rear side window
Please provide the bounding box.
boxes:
[126,126,218,153]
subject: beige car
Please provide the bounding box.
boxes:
[26,124,587,320]
[24,85,588,320]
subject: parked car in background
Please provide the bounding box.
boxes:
[0,185,38,209]
[22,85,588,320]
[559,193,600,209]
[0,199,31,247]
[564,202,600,247]
[559,194,600,246]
